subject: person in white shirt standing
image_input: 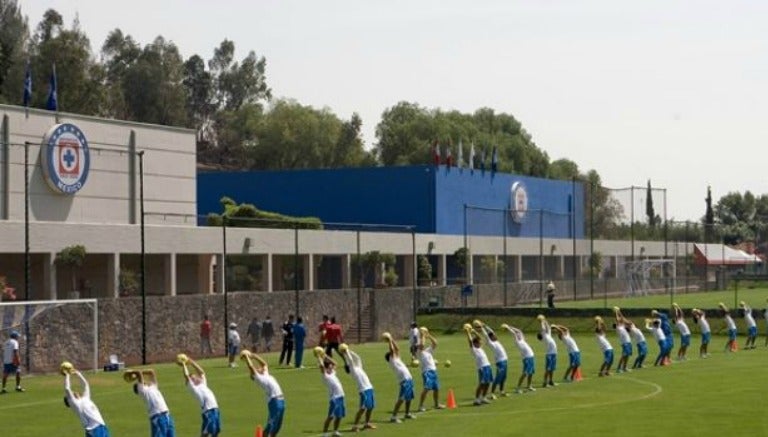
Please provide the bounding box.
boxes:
[672,303,691,360]
[501,324,536,393]
[691,308,711,358]
[227,323,241,368]
[63,366,109,437]
[2,330,23,393]
[126,369,175,437]
[382,331,416,423]
[317,354,345,437]
[464,324,492,405]
[739,301,758,349]
[242,350,285,437]
[339,344,376,432]
[645,318,668,367]
[536,316,558,387]
[474,319,509,397]
[718,302,738,352]
[180,356,221,437]
[416,327,445,412]
[408,322,420,361]
[552,324,581,382]
[594,316,614,376]
[611,308,632,373]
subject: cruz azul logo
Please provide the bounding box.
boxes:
[509,181,528,223]
[40,123,90,195]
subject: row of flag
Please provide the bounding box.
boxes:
[432,140,498,172]
[22,61,58,113]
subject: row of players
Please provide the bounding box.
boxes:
[56,300,767,437]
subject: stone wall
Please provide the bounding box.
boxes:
[20,288,418,372]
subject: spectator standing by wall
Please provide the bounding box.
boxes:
[294,317,307,368]
[262,316,275,352]
[200,315,213,357]
[247,317,262,352]
[279,315,295,366]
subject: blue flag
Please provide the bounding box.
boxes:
[491,145,498,172]
[480,148,486,172]
[22,61,32,108]
[46,63,58,111]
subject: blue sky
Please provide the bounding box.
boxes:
[21,0,768,220]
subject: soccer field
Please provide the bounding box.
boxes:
[541,288,768,310]
[2,327,767,436]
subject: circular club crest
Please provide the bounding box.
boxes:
[509,181,528,223]
[40,123,90,195]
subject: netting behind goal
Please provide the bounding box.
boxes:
[618,259,676,297]
[0,299,98,373]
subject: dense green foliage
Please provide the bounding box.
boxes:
[206,196,322,229]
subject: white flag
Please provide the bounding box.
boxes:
[457,139,464,168]
[469,142,475,170]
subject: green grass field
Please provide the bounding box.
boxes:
[3,326,768,436]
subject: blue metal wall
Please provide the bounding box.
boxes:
[196,165,584,237]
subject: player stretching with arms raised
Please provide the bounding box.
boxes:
[536,315,557,387]
[475,320,509,398]
[242,351,285,437]
[125,369,175,437]
[718,303,738,352]
[382,331,416,422]
[672,303,691,360]
[464,324,492,405]
[691,308,711,358]
[340,344,376,432]
[611,307,632,373]
[416,327,445,412]
[500,324,535,393]
[317,353,345,437]
[739,301,758,349]
[595,316,614,376]
[62,363,110,437]
[552,324,581,382]
[645,318,668,367]
[179,356,221,437]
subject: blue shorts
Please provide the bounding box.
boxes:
[680,334,691,347]
[727,329,737,341]
[748,326,757,337]
[398,379,414,401]
[3,363,19,374]
[422,369,439,391]
[568,351,581,367]
[544,354,556,372]
[621,342,633,357]
[477,365,493,384]
[602,349,614,366]
[359,388,375,410]
[201,408,221,436]
[327,396,345,419]
[266,398,285,436]
[637,341,648,357]
[702,332,711,345]
[522,357,535,375]
[86,425,110,437]
[494,360,508,385]
[150,412,175,437]
[228,344,239,356]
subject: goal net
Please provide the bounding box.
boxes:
[619,259,676,297]
[0,299,98,374]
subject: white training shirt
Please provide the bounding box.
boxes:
[252,370,283,401]
[629,325,646,343]
[65,373,106,430]
[647,326,666,343]
[346,351,373,393]
[543,333,557,355]
[562,333,579,353]
[136,383,170,417]
[675,319,691,336]
[697,316,711,334]
[596,333,613,351]
[744,308,756,328]
[616,325,632,344]
[488,340,508,363]
[419,346,437,372]
[515,337,535,359]
[409,328,419,347]
[321,369,345,400]
[724,315,736,330]
[228,330,241,347]
[470,345,491,369]
[388,356,412,382]
[187,375,219,412]
[3,338,18,364]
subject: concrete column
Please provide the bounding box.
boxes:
[558,255,565,279]
[107,253,119,298]
[303,254,314,291]
[515,256,522,282]
[197,254,211,294]
[263,254,273,292]
[437,254,447,286]
[613,256,620,278]
[214,254,224,293]
[341,254,351,289]
[402,255,415,287]
[43,252,56,300]
[467,254,474,284]
[164,254,177,296]
[492,255,499,283]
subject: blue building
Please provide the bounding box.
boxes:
[197,165,584,238]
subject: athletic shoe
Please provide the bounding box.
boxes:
[435,404,446,409]
[488,394,497,400]
[514,388,523,394]
[333,432,342,436]
[480,398,491,404]
[389,417,402,424]
[500,391,509,397]
[473,399,482,406]
[548,381,557,387]
[526,387,536,392]
[15,387,24,392]
[417,407,427,412]
[363,423,376,430]
[404,413,416,419]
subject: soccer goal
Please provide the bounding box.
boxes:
[619,259,676,297]
[0,299,98,373]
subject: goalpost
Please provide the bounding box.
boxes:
[619,259,676,297]
[0,299,98,373]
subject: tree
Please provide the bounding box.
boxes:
[55,244,86,294]
[0,0,29,104]
[453,247,470,283]
[646,179,656,227]
[100,28,140,119]
[353,251,396,287]
[417,255,432,286]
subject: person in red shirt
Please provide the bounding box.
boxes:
[324,317,344,358]
[318,315,331,347]
[200,315,213,356]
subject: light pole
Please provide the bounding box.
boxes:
[138,150,147,365]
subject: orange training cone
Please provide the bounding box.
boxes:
[446,388,457,409]
[574,368,582,381]
[255,425,263,437]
